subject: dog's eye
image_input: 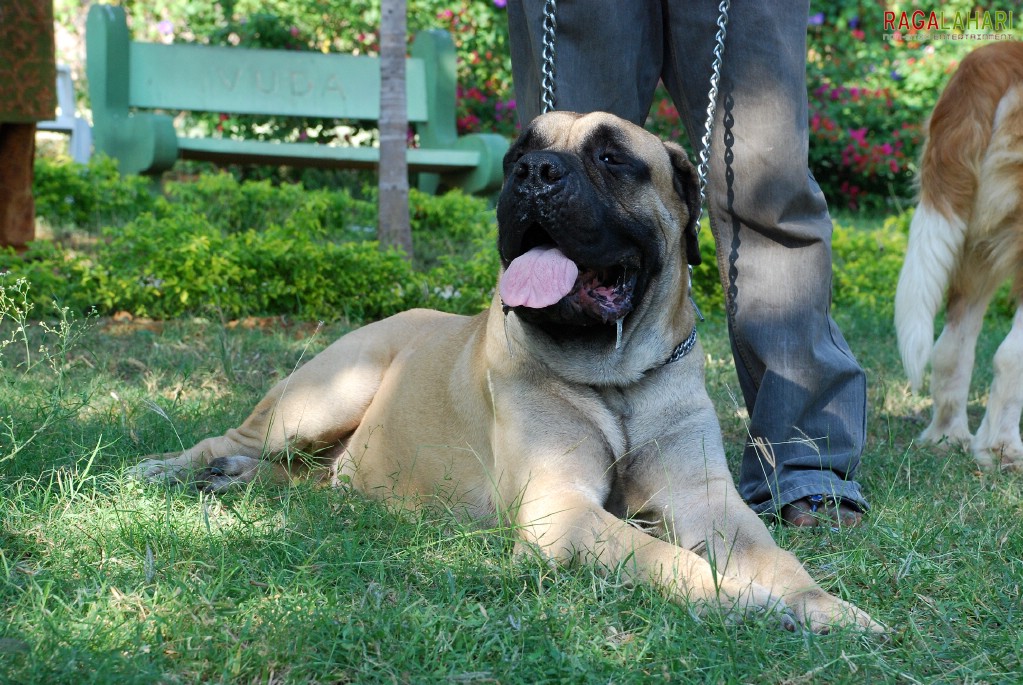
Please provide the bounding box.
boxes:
[599,150,628,167]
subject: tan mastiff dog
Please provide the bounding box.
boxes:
[137,112,882,634]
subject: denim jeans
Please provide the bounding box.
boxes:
[506,0,868,513]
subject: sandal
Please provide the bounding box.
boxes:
[781,494,863,529]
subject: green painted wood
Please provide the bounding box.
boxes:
[85,4,178,175]
[127,43,429,122]
[176,137,480,171]
[85,3,507,194]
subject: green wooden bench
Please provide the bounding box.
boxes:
[85,4,507,194]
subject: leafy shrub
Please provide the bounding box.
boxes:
[420,225,500,315]
[678,214,915,321]
[17,161,941,326]
[408,187,498,270]
[32,155,156,231]
[0,240,92,315]
[689,226,726,317]
[161,172,496,272]
[72,210,419,321]
[831,215,909,318]
[15,163,502,323]
[163,173,377,242]
[803,0,1021,210]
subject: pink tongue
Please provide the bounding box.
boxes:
[499,246,579,308]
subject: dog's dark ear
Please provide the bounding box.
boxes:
[664,141,702,266]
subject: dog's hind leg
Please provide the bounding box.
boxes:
[135,311,437,489]
[973,304,1023,470]
[922,260,1001,450]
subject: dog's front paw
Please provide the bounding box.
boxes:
[716,578,797,632]
[131,458,189,485]
[788,589,886,635]
[194,455,263,493]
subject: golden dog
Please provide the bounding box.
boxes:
[895,42,1023,470]
[137,112,881,633]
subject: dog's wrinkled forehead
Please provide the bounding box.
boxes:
[522,111,666,159]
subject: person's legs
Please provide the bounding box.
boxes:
[661,2,868,521]
[506,0,663,125]
[0,123,38,252]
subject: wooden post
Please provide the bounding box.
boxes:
[378,0,413,259]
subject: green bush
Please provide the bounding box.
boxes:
[16,160,501,323]
[19,160,930,327]
[689,226,726,317]
[162,173,377,242]
[32,155,156,231]
[419,225,500,315]
[803,0,1022,211]
[86,213,419,321]
[0,240,91,314]
[675,213,915,322]
[831,215,908,318]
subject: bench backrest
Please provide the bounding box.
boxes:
[87,4,457,140]
[125,42,430,122]
[84,4,509,193]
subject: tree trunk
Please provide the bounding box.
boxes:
[377,0,412,259]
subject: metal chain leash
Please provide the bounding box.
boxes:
[689,0,730,322]
[540,0,558,114]
[537,1,730,323]
[694,0,730,233]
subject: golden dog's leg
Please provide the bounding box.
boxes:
[621,456,884,634]
[135,311,438,489]
[695,503,883,634]
[973,304,1023,470]
[675,484,882,633]
[509,485,796,627]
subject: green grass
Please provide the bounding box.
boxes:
[2,275,1022,683]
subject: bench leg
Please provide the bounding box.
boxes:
[71,118,93,164]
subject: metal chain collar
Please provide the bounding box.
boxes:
[664,326,698,366]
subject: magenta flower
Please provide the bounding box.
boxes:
[848,127,868,145]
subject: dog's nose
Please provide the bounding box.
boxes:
[513,151,567,191]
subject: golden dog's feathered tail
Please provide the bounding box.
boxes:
[895,43,1023,392]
